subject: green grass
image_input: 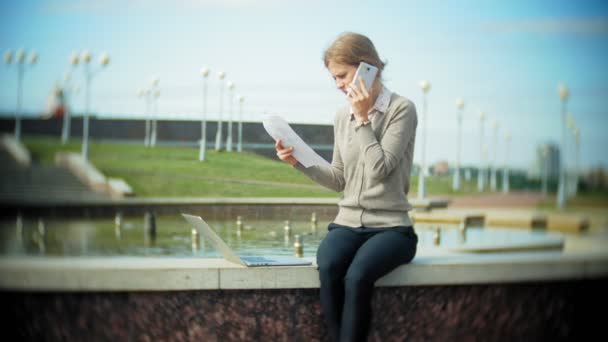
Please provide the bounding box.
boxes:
[26,136,584,200]
[24,137,338,198]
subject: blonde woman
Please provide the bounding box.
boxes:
[276,32,419,342]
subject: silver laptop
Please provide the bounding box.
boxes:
[182,213,312,267]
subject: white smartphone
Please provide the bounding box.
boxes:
[347,62,378,96]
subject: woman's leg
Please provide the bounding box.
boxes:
[317,225,366,341]
[340,229,417,342]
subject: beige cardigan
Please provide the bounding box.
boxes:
[296,91,418,228]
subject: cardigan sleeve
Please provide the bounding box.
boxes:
[294,114,345,192]
[355,99,417,181]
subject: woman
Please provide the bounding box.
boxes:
[275,32,419,342]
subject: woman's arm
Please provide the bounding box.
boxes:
[275,122,345,192]
[356,100,417,181]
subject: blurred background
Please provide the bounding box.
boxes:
[1,0,607,205]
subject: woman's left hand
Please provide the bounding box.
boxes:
[348,77,373,123]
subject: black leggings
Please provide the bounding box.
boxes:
[317,223,418,342]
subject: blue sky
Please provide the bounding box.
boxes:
[1,0,607,172]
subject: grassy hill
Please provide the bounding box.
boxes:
[24,137,338,197]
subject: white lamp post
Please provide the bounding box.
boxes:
[490,120,500,192]
[541,145,549,196]
[61,52,79,144]
[237,95,244,152]
[566,115,577,198]
[573,127,580,197]
[199,67,210,161]
[226,81,235,152]
[149,77,160,147]
[503,132,511,193]
[556,83,569,209]
[453,98,464,192]
[477,111,486,192]
[137,88,150,146]
[151,88,160,147]
[80,50,110,161]
[418,80,431,199]
[4,48,38,142]
[215,71,226,151]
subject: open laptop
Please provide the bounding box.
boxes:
[182,213,312,267]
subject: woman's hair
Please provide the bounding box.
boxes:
[323,32,386,78]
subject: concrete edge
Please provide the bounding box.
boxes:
[0,134,31,166]
[54,152,134,198]
[1,251,606,292]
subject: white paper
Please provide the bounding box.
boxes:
[263,116,331,168]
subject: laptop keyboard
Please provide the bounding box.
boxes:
[241,256,275,263]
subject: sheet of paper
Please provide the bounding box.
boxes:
[262,116,331,168]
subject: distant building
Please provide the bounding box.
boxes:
[432,161,450,176]
[530,143,560,180]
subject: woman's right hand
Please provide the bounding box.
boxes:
[275,139,298,166]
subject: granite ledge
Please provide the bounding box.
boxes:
[1,249,607,292]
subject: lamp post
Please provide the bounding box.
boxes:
[237,95,244,152]
[490,120,500,192]
[199,67,210,161]
[418,80,431,199]
[541,145,549,196]
[226,81,235,152]
[215,71,226,151]
[566,115,577,198]
[149,77,160,147]
[453,98,464,192]
[61,52,79,144]
[80,50,110,161]
[137,88,150,146]
[477,111,486,192]
[4,49,38,142]
[556,83,569,209]
[503,132,511,193]
[573,127,580,197]
[151,88,160,147]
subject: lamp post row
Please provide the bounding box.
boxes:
[2,50,578,207]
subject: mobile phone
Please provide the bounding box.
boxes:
[347,62,378,96]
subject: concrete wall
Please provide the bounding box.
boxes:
[3,279,605,341]
[0,117,335,160]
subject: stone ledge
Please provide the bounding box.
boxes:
[1,249,606,292]
[55,152,134,198]
[0,134,31,166]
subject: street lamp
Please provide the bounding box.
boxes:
[541,145,549,196]
[237,95,244,152]
[556,83,569,209]
[566,115,577,198]
[149,77,160,147]
[226,81,235,152]
[452,98,464,192]
[477,111,486,192]
[80,50,110,161]
[61,52,79,144]
[503,132,511,193]
[137,88,151,146]
[151,88,160,147]
[418,80,431,199]
[215,71,226,151]
[199,67,210,161]
[4,48,38,142]
[490,120,500,192]
[573,127,580,197]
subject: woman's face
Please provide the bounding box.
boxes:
[327,60,357,95]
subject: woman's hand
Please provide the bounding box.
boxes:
[275,139,298,166]
[347,77,373,123]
